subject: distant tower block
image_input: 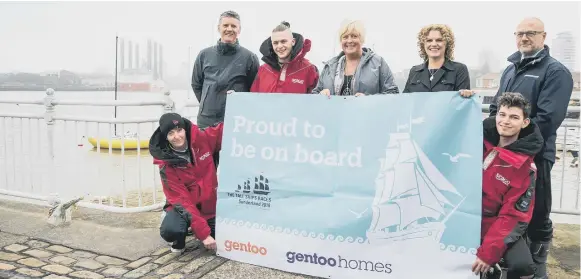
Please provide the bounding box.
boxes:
[153,41,159,80]
[119,38,125,71]
[159,44,163,79]
[135,44,140,69]
[128,40,133,70]
[552,31,578,71]
[147,39,152,71]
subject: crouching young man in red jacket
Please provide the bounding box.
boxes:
[473,92,544,279]
[149,113,223,253]
[249,21,319,94]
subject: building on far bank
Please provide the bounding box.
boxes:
[79,73,114,89]
[552,31,579,72]
[475,73,500,89]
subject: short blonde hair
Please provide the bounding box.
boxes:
[338,20,366,44]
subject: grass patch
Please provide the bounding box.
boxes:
[548,223,580,278]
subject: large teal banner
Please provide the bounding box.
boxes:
[216,91,483,278]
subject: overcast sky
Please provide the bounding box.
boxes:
[0,1,579,75]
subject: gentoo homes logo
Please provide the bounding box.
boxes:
[226,172,272,209]
[224,240,268,256]
[285,250,393,274]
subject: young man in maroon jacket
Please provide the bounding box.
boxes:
[149,113,223,253]
[473,92,544,279]
[249,21,319,94]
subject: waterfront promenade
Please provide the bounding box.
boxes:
[0,198,321,279]
[0,198,579,279]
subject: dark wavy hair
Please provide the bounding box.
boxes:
[497,92,531,119]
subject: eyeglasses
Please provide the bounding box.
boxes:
[514,31,545,38]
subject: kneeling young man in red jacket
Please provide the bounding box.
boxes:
[473,92,543,279]
[250,21,319,94]
[149,113,223,253]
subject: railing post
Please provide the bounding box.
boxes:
[43,88,56,196]
[163,90,175,114]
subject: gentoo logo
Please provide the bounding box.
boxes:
[199,152,211,161]
[495,173,510,186]
[291,78,304,84]
[224,240,267,255]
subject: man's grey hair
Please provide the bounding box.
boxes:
[218,10,240,25]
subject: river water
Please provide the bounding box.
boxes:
[0,90,197,203]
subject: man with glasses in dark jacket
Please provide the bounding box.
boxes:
[488,17,574,279]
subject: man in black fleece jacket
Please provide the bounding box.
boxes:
[191,10,259,129]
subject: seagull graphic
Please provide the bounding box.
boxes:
[442,153,472,162]
[348,208,368,219]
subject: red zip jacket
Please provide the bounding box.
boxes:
[477,116,543,265]
[250,32,319,94]
[149,118,223,241]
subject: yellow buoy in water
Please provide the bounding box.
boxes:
[87,136,149,150]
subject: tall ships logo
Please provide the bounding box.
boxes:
[227,173,272,209]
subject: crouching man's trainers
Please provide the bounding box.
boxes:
[167,241,185,254]
[170,246,185,253]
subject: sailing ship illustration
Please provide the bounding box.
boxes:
[366,120,466,245]
[237,179,252,194]
[236,173,270,195]
[253,174,270,195]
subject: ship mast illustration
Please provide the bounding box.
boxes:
[236,173,271,195]
[253,173,270,195]
[237,178,252,193]
[366,114,466,244]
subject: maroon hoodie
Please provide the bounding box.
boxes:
[250,32,319,94]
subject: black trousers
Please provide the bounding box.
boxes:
[527,158,554,244]
[501,237,536,278]
[159,208,216,249]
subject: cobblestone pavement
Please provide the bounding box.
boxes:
[0,237,227,279]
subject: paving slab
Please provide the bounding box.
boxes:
[0,199,167,261]
[0,232,28,248]
[0,199,320,279]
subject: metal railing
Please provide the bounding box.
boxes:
[0,88,186,213]
[0,89,579,215]
[481,103,581,113]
